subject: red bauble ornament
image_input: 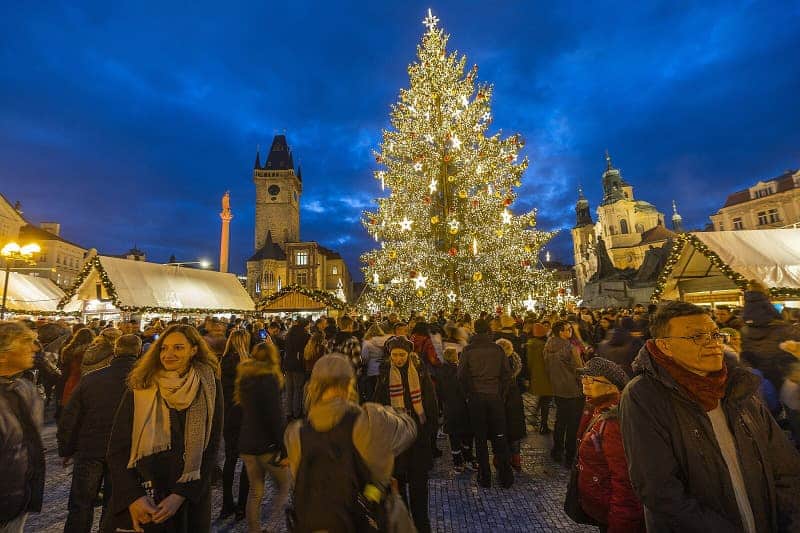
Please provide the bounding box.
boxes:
[503,198,512,206]
[409,270,417,278]
[375,154,383,163]
[443,155,452,163]
[369,217,377,225]
[448,247,457,256]
[471,199,479,208]
[559,287,566,295]
[521,259,531,267]
[368,259,375,266]
[423,196,431,205]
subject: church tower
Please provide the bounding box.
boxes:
[671,200,684,232]
[253,135,302,251]
[572,187,598,293]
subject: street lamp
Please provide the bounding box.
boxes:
[1,241,41,320]
[163,260,211,269]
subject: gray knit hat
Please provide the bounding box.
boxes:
[114,334,143,357]
[578,357,629,391]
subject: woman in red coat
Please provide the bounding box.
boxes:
[576,357,644,533]
[59,328,95,407]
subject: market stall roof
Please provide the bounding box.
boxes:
[59,253,254,313]
[0,270,66,314]
[257,285,345,312]
[652,229,800,301]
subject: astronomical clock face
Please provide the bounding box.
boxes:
[268,184,280,198]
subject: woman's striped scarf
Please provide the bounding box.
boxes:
[389,361,424,418]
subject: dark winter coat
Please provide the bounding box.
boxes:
[577,398,644,532]
[236,362,285,456]
[373,355,438,475]
[458,334,512,396]
[0,375,44,524]
[437,363,470,436]
[60,340,91,406]
[284,325,310,373]
[107,377,223,532]
[504,352,526,442]
[619,344,800,532]
[741,319,800,391]
[57,355,136,460]
[220,353,243,442]
[597,329,644,378]
[543,336,582,398]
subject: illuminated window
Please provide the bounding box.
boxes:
[295,251,308,266]
[331,266,338,275]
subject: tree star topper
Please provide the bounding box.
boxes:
[423,8,439,31]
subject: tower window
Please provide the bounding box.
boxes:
[620,219,629,234]
[331,266,338,275]
[295,251,308,266]
[635,223,644,233]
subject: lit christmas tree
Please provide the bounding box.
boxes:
[360,10,558,316]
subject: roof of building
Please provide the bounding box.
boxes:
[248,231,286,262]
[639,224,675,244]
[317,245,343,260]
[263,135,295,171]
[722,169,798,208]
[19,224,86,250]
[0,193,25,224]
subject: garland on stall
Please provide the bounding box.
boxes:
[651,233,800,302]
[57,255,253,314]
[256,284,346,311]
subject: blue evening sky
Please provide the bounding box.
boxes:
[1,1,799,280]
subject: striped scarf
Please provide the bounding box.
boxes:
[389,361,424,418]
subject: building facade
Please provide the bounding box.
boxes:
[572,153,677,293]
[246,135,353,303]
[709,169,800,231]
[0,194,25,245]
[19,222,87,288]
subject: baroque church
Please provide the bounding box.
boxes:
[572,153,683,294]
[245,135,353,302]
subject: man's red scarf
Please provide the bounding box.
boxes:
[646,339,727,411]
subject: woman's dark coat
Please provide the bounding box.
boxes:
[220,353,243,443]
[437,362,470,436]
[236,361,285,455]
[373,355,438,475]
[619,344,800,533]
[107,377,223,532]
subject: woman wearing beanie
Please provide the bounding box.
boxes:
[219,329,251,521]
[496,338,526,470]
[373,336,438,533]
[571,357,644,532]
[80,327,122,375]
[235,342,289,533]
[107,324,222,532]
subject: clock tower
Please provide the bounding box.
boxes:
[253,135,302,251]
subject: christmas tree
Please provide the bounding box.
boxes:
[360,10,557,316]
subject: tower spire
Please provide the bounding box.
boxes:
[605,149,613,171]
[575,184,593,227]
[671,199,684,232]
[254,145,261,169]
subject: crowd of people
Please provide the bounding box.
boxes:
[1,279,800,532]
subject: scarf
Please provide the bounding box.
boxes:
[129,363,216,482]
[389,361,424,418]
[646,339,727,411]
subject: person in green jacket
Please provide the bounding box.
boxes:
[526,322,553,434]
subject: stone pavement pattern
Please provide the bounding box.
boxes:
[29,395,595,532]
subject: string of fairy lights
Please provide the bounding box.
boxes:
[359,10,561,316]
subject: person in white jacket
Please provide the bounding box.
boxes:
[360,323,389,402]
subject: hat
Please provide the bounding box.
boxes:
[99,327,123,343]
[385,336,413,354]
[578,357,629,391]
[500,315,516,329]
[115,334,143,357]
[473,319,490,334]
[742,290,779,327]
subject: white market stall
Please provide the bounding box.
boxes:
[652,229,800,306]
[59,252,255,323]
[0,270,68,317]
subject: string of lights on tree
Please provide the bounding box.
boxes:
[256,284,346,311]
[650,233,800,302]
[359,10,559,316]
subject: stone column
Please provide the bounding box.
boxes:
[219,191,233,273]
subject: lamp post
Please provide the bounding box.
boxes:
[163,260,211,270]
[1,241,41,320]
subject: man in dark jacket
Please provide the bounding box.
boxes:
[620,301,800,532]
[284,320,311,420]
[0,321,45,533]
[57,334,142,533]
[458,319,513,488]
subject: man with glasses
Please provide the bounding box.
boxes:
[619,301,800,532]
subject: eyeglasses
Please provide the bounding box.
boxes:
[662,331,727,346]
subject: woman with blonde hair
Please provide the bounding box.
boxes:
[285,354,417,532]
[219,329,251,520]
[235,342,289,533]
[107,324,222,532]
[303,330,327,377]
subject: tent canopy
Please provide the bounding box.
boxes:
[256,284,345,313]
[655,229,800,302]
[59,255,254,313]
[0,271,66,314]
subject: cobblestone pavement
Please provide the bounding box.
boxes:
[29,395,595,532]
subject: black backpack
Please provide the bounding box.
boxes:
[289,409,386,533]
